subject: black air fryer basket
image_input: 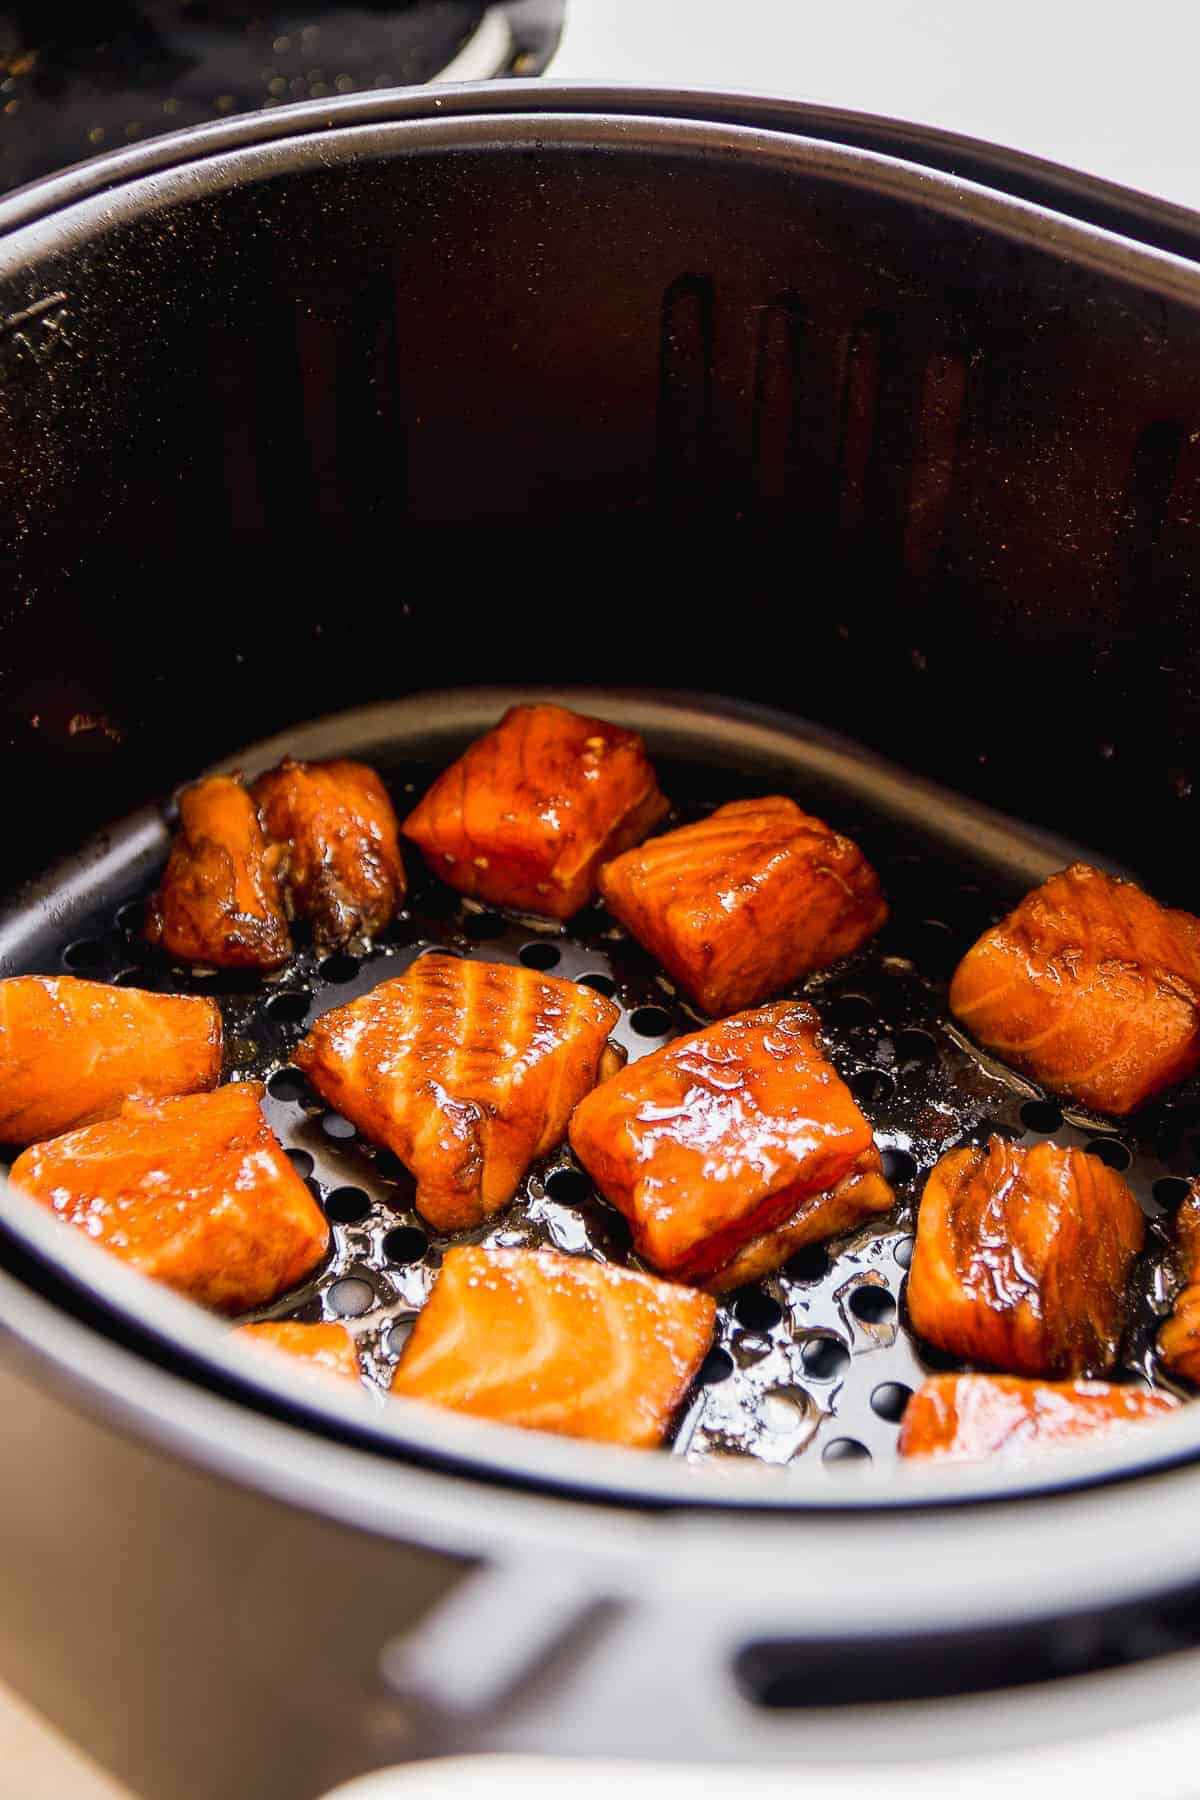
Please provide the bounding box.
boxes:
[1,83,1200,1800]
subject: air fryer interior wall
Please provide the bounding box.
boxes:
[1,97,1197,897]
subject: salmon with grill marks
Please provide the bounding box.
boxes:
[898,1373,1176,1462]
[906,1138,1144,1377]
[252,757,405,953]
[1158,1187,1200,1383]
[0,975,221,1145]
[569,1000,894,1289]
[236,1320,361,1381]
[8,1082,328,1312]
[949,863,1200,1115]
[599,797,886,1017]
[146,774,291,968]
[391,1245,715,1447]
[293,955,622,1232]
[403,703,667,919]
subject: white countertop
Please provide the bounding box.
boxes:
[551,0,1200,214]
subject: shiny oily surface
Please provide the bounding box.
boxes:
[4,750,1199,1476]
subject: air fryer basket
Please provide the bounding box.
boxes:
[2,83,1200,1799]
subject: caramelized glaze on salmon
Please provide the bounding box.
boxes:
[403,703,667,919]
[1158,1188,1200,1382]
[898,1373,1175,1462]
[391,1245,715,1447]
[907,1138,1144,1377]
[145,775,291,968]
[599,798,886,1017]
[9,1082,328,1312]
[569,1001,894,1289]
[252,757,405,952]
[236,1320,360,1381]
[949,863,1200,1114]
[294,955,621,1232]
[0,975,221,1145]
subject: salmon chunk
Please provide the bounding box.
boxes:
[569,1000,894,1289]
[402,703,667,919]
[391,1245,715,1447]
[949,863,1200,1115]
[907,1138,1144,1377]
[0,975,221,1145]
[252,757,405,952]
[898,1373,1175,1462]
[293,954,621,1232]
[1157,1188,1200,1382]
[236,1320,360,1381]
[599,798,886,1016]
[9,1082,328,1312]
[145,774,291,968]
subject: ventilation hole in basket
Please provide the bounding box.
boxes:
[823,1437,872,1466]
[381,914,416,947]
[545,1167,592,1204]
[328,1277,374,1317]
[384,1226,429,1265]
[882,1147,917,1185]
[630,1005,673,1037]
[785,1243,830,1283]
[911,918,958,979]
[1020,1099,1063,1134]
[1086,1137,1132,1172]
[321,1111,357,1142]
[851,1068,894,1106]
[116,900,145,935]
[1154,1177,1193,1209]
[827,992,875,1028]
[110,966,142,988]
[325,1187,371,1224]
[698,1346,734,1386]
[870,1381,913,1423]
[519,941,561,972]
[283,1151,312,1181]
[63,938,107,971]
[268,1068,310,1103]
[850,1285,896,1325]
[734,1289,784,1331]
[601,1207,635,1254]
[375,1150,406,1182]
[801,1337,850,1381]
[320,953,360,984]
[579,971,617,997]
[462,910,503,941]
[895,1028,938,1069]
[267,990,311,1025]
[893,1235,915,1270]
[388,1316,416,1358]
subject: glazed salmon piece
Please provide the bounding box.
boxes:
[569,1000,894,1290]
[949,863,1200,1115]
[898,1373,1175,1462]
[391,1245,715,1448]
[9,1082,328,1312]
[145,774,291,968]
[599,797,886,1017]
[236,1320,361,1381]
[907,1138,1144,1377]
[252,757,405,952]
[1157,1187,1200,1382]
[0,975,221,1145]
[403,703,667,919]
[293,955,621,1232]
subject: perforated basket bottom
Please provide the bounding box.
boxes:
[7,743,1199,1476]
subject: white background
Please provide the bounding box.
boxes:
[552,0,1200,212]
